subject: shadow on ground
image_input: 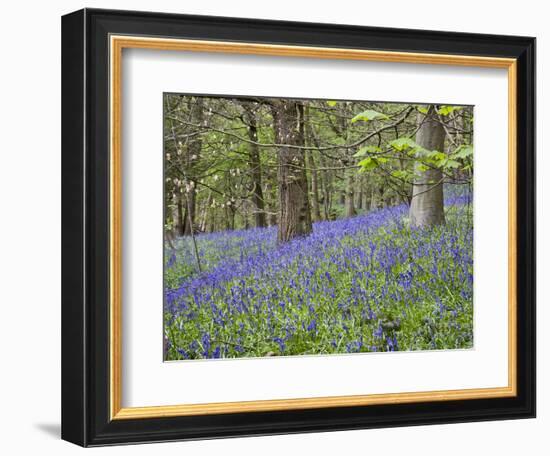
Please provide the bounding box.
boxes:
[34,423,60,439]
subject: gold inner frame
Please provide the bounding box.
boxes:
[109,35,518,420]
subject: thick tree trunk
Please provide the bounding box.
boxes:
[271,101,312,243]
[409,108,446,228]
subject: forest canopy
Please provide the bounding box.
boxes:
[164,95,473,242]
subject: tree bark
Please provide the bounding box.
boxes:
[369,185,378,211]
[356,176,363,211]
[183,98,204,235]
[344,167,357,218]
[304,108,321,222]
[176,194,185,236]
[182,190,196,236]
[409,108,446,228]
[242,104,267,228]
[271,100,312,242]
[199,191,212,232]
[306,150,322,222]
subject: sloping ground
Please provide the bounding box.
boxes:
[164,194,473,360]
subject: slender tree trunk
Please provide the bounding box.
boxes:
[267,180,278,226]
[344,167,356,218]
[369,186,376,211]
[363,188,369,212]
[177,194,185,236]
[318,153,331,220]
[271,101,312,243]
[182,190,196,235]
[199,191,212,232]
[356,176,363,211]
[409,107,446,228]
[304,108,321,222]
[339,190,346,206]
[307,150,321,222]
[242,104,267,228]
[183,97,204,235]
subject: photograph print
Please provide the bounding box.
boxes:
[163,95,474,361]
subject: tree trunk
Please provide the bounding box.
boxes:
[356,176,363,211]
[267,181,278,226]
[176,194,185,236]
[183,97,204,235]
[339,190,346,206]
[306,150,322,222]
[369,186,377,211]
[363,189,369,212]
[182,189,196,235]
[409,108,446,228]
[344,167,356,218]
[199,191,212,232]
[304,108,321,222]
[318,153,332,220]
[271,101,312,243]
[242,104,267,228]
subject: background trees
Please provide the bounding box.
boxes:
[164,95,473,240]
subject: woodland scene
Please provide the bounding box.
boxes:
[163,94,474,360]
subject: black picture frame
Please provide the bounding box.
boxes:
[62,7,535,447]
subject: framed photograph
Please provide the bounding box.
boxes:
[61,8,535,447]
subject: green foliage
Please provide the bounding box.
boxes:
[389,137,418,151]
[439,158,462,169]
[358,156,388,171]
[450,144,473,160]
[437,105,462,116]
[163,94,473,236]
[390,169,412,180]
[351,109,389,123]
[353,145,382,157]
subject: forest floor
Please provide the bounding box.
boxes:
[164,194,473,360]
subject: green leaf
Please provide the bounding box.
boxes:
[416,105,429,114]
[358,158,377,170]
[389,137,417,151]
[450,144,473,159]
[351,109,389,123]
[358,157,388,171]
[353,145,382,157]
[443,159,462,169]
[416,163,430,172]
[390,170,410,180]
[426,150,447,161]
[434,158,462,169]
[437,105,462,116]
[326,100,338,107]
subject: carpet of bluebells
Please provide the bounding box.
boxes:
[164,192,473,360]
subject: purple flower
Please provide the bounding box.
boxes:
[307,319,317,333]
